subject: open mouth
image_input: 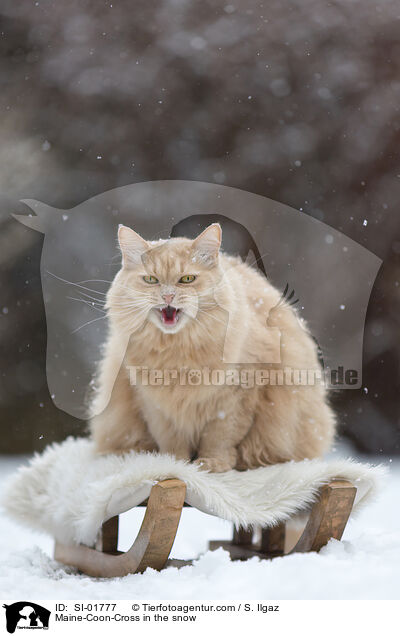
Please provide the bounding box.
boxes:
[159,305,181,326]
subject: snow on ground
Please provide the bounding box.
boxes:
[0,444,399,600]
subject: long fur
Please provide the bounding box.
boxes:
[1,437,386,546]
[90,224,336,472]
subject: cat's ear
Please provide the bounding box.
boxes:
[192,223,222,264]
[118,225,149,268]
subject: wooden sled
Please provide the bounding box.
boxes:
[54,478,356,578]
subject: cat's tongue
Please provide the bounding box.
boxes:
[161,306,177,325]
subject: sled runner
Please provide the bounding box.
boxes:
[2,438,384,579]
[53,478,356,577]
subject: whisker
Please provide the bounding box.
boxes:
[66,296,106,314]
[47,272,153,302]
[73,291,107,306]
[46,271,109,296]
[115,307,151,337]
[241,249,269,273]
[71,314,107,334]
[108,300,153,313]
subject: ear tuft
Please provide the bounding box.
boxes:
[192,223,222,264]
[118,225,149,268]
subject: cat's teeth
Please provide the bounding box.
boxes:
[160,306,180,326]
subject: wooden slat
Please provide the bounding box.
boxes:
[166,558,193,568]
[209,480,356,560]
[55,479,186,577]
[232,526,253,545]
[260,522,286,556]
[209,540,270,560]
[55,478,357,576]
[95,515,119,554]
[291,480,356,553]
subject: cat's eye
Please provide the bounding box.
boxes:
[179,275,196,284]
[143,275,159,284]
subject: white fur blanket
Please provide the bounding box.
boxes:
[2,437,386,547]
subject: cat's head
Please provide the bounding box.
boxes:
[108,223,223,334]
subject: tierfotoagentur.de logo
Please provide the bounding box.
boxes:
[12,180,381,418]
[2,602,51,634]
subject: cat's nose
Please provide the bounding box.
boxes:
[162,293,175,305]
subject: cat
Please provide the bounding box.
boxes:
[89,222,335,471]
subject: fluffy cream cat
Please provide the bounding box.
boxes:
[89,223,335,471]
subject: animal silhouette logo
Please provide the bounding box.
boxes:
[3,602,50,633]
[12,180,381,417]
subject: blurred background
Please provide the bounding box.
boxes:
[0,0,399,455]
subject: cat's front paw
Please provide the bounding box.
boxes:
[130,439,158,453]
[194,456,235,473]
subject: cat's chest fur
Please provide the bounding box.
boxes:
[137,380,229,429]
[125,329,232,432]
